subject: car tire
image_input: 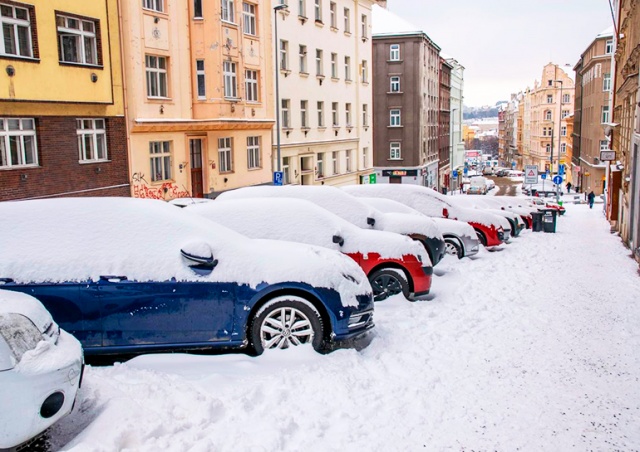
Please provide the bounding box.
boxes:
[369,268,410,301]
[475,230,487,247]
[250,296,324,355]
[444,238,463,259]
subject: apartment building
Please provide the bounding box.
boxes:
[447,57,465,191]
[370,5,441,186]
[274,0,379,186]
[438,57,452,190]
[0,0,128,201]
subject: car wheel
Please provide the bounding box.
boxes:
[444,238,463,259]
[369,268,410,301]
[250,296,324,355]
[475,230,487,247]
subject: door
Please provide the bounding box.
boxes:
[390,176,402,184]
[190,138,205,198]
[631,142,640,250]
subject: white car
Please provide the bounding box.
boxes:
[0,290,83,450]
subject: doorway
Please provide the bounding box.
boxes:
[189,138,205,198]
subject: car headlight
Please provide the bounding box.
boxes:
[0,313,43,364]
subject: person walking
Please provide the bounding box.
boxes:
[566,182,572,193]
[588,190,595,209]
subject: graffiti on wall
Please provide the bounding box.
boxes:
[131,173,190,200]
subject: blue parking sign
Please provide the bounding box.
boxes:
[553,175,563,185]
[273,171,283,186]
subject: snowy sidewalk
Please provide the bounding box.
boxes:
[52,204,640,451]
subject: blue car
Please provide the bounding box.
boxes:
[0,198,374,355]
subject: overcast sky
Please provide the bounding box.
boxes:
[385,0,613,107]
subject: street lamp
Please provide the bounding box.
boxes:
[273,3,288,174]
[554,79,563,202]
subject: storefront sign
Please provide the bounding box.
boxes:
[382,169,418,177]
[600,150,616,161]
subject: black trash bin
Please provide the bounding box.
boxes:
[542,209,557,233]
[531,211,544,232]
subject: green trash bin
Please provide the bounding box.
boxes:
[542,209,557,233]
[531,211,544,232]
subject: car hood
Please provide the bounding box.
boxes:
[0,290,54,334]
[429,218,477,239]
[376,212,444,241]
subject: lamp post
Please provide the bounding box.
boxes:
[555,79,564,202]
[273,4,288,174]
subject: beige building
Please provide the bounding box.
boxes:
[120,0,274,200]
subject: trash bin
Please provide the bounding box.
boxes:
[531,211,544,232]
[542,209,557,233]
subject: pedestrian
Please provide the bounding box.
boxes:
[566,182,572,193]
[588,190,595,209]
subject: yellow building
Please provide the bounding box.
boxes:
[0,0,128,201]
[120,0,274,200]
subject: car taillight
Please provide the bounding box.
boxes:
[442,208,449,218]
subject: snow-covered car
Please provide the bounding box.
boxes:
[485,178,496,191]
[467,177,489,195]
[526,197,566,215]
[342,185,507,248]
[217,185,446,266]
[356,197,481,259]
[0,198,374,356]
[168,197,214,208]
[474,196,537,229]
[450,196,526,238]
[186,198,433,301]
[0,290,83,450]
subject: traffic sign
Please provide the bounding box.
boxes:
[273,171,283,186]
[541,173,547,180]
[559,164,565,176]
[524,165,538,184]
[553,175,563,185]
[452,170,458,179]
[463,167,468,175]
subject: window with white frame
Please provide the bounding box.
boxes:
[600,140,609,151]
[149,141,171,182]
[245,69,258,102]
[283,156,290,184]
[390,44,400,61]
[545,110,552,121]
[561,110,569,119]
[247,136,260,169]
[362,103,368,127]
[0,118,37,168]
[77,119,107,162]
[193,0,203,18]
[299,45,307,72]
[545,143,551,153]
[196,60,206,99]
[218,137,233,172]
[603,73,611,91]
[560,143,566,154]
[345,149,352,172]
[329,2,336,28]
[345,103,351,126]
[280,40,289,70]
[315,49,323,75]
[317,152,324,177]
[223,61,237,98]
[561,125,567,136]
[314,0,322,22]
[56,14,99,65]
[542,127,547,137]
[344,56,351,80]
[343,7,350,32]
[332,102,339,126]
[362,146,368,167]
[390,109,401,126]
[605,39,613,54]
[222,0,235,22]
[332,151,339,174]
[145,55,168,98]
[317,101,324,127]
[298,0,306,17]
[0,3,33,58]
[562,93,570,104]
[390,142,401,160]
[390,76,400,92]
[300,100,308,127]
[242,2,256,36]
[601,106,609,123]
[361,59,368,83]
[361,14,367,38]
[331,53,338,78]
[143,0,164,13]
[546,94,553,104]
[281,99,290,127]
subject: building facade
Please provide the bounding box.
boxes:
[448,57,465,191]
[0,0,128,201]
[438,57,451,191]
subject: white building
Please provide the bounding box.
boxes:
[447,56,465,190]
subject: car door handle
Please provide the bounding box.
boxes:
[99,275,128,283]
[0,278,14,284]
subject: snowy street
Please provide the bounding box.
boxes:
[51,203,640,451]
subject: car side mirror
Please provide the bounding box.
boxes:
[332,235,345,247]
[181,243,218,276]
[366,217,375,227]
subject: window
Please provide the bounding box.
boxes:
[331,52,338,78]
[150,141,171,182]
[280,40,288,70]
[390,109,401,126]
[362,104,368,127]
[0,118,37,168]
[344,56,351,80]
[600,140,609,151]
[390,142,401,160]
[542,127,547,137]
[345,103,352,126]
[561,110,569,119]
[544,110,552,121]
[329,2,336,28]
[361,59,368,83]
[245,69,258,102]
[547,80,553,86]
[314,0,322,22]
[343,7,350,32]
[145,55,168,98]
[546,94,553,104]
[242,2,256,36]
[0,3,33,57]
[562,93,570,104]
[315,49,323,75]
[390,76,400,92]
[361,14,367,39]
[317,153,324,177]
[332,102,339,126]
[605,39,613,54]
[56,14,99,65]
[545,143,551,153]
[282,99,290,128]
[560,143,566,154]
[345,149,352,172]
[390,44,400,61]
[603,73,611,91]
[317,101,324,127]
[299,45,307,72]
[561,126,567,136]
[300,100,308,127]
[298,0,306,17]
[77,119,107,162]
[223,61,237,98]
[196,60,206,99]
[222,0,235,22]
[283,157,290,184]
[332,151,339,174]
[194,0,203,18]
[247,136,260,169]
[143,0,164,13]
[601,106,610,123]
[362,147,368,167]
[218,137,233,172]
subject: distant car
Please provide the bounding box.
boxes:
[453,196,525,237]
[186,198,433,301]
[0,290,83,450]
[467,177,489,195]
[485,179,496,191]
[217,185,446,267]
[0,198,374,356]
[527,197,566,215]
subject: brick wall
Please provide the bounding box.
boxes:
[0,116,130,201]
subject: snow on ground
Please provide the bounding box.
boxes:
[50,203,640,451]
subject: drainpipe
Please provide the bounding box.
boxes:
[116,0,133,193]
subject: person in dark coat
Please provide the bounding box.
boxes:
[566,182,572,193]
[587,190,595,209]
